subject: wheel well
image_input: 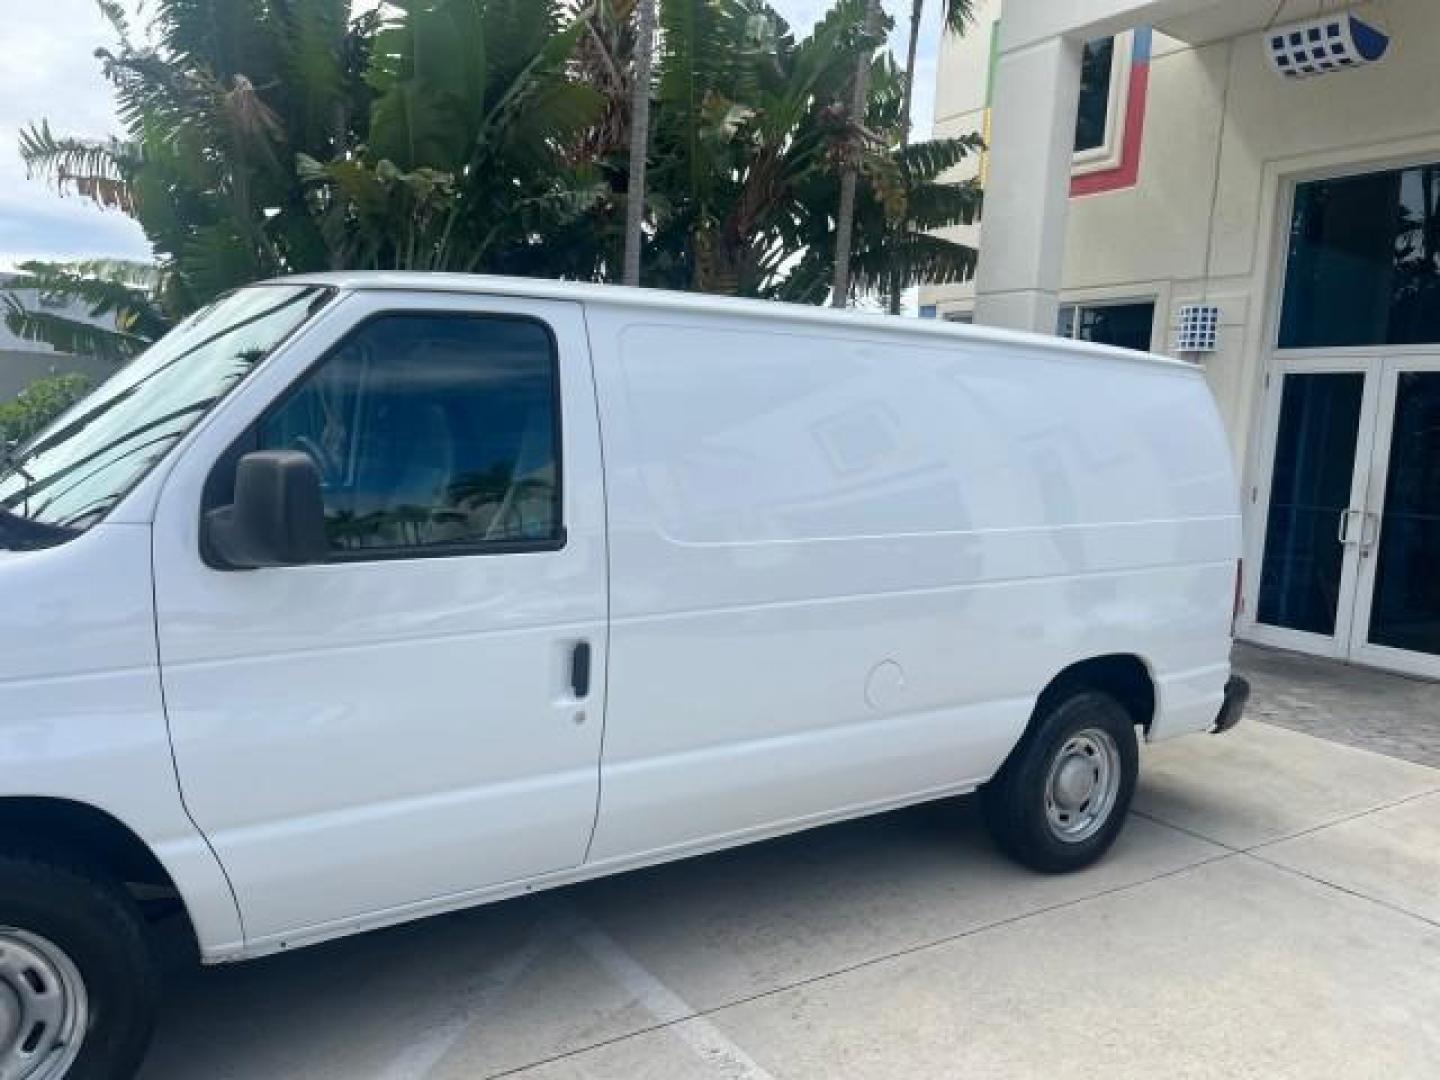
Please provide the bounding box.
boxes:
[0,797,179,894]
[1035,654,1156,733]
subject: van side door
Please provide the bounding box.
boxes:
[151,291,607,944]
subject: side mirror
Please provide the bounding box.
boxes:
[204,451,329,569]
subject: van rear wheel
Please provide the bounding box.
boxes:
[981,690,1139,873]
[0,853,159,1080]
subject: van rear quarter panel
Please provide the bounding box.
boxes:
[585,306,1238,862]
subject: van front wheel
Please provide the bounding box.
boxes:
[981,690,1139,873]
[0,853,159,1080]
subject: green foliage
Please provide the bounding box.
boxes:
[19,0,377,325]
[0,374,95,448]
[2,260,168,360]
[16,0,982,331]
[610,0,981,301]
[943,0,978,34]
[305,0,607,274]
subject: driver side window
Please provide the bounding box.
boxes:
[258,312,563,557]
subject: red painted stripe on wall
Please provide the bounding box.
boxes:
[1071,59,1151,197]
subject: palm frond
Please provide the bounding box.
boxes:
[849,230,978,293]
[1,295,152,360]
[944,0,979,35]
[17,122,141,212]
[894,133,986,183]
[94,0,133,45]
[904,178,983,230]
[7,260,169,339]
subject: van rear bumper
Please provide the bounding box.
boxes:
[1211,676,1250,735]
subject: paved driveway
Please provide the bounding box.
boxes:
[138,722,1440,1079]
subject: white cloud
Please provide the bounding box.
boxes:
[0,0,944,269]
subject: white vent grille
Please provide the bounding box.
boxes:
[1175,305,1220,354]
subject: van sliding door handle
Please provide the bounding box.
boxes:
[570,642,592,700]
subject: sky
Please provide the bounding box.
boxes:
[0,0,945,271]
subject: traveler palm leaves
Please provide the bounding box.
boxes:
[15,0,377,338]
[633,0,980,302]
[12,0,983,345]
[301,0,608,275]
[642,0,888,297]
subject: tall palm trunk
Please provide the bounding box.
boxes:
[624,0,658,288]
[888,0,926,314]
[831,0,883,309]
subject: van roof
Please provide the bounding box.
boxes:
[275,272,1194,374]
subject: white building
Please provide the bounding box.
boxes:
[0,275,121,400]
[921,0,1440,680]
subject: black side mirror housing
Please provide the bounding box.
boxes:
[204,451,329,569]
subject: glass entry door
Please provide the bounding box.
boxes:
[1350,359,1440,676]
[1248,355,1440,678]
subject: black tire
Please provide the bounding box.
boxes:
[981,690,1139,873]
[0,852,160,1080]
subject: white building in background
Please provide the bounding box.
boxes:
[921,0,1440,680]
[0,275,121,400]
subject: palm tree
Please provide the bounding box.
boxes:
[639,0,835,296]
[831,0,885,308]
[888,0,977,312]
[15,0,605,338]
[13,0,980,334]
[623,0,658,286]
[300,0,606,276]
[588,0,979,303]
[899,1,976,149]
[2,259,170,359]
[17,0,377,322]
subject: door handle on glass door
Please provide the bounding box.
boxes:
[1359,512,1380,557]
[1337,509,1362,544]
[570,641,592,699]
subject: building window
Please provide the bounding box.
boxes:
[944,311,974,324]
[1075,37,1116,154]
[1058,301,1156,353]
[1280,162,1440,349]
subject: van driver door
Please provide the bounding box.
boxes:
[152,290,607,944]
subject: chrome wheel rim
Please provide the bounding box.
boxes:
[0,929,88,1080]
[1043,728,1122,843]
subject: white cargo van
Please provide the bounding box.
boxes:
[0,275,1246,1079]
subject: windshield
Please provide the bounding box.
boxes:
[0,284,332,541]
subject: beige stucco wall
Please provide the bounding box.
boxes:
[923,0,1440,477]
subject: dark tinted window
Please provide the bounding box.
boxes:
[258,313,561,556]
[1058,301,1155,352]
[1074,37,1115,153]
[1368,372,1440,656]
[1280,164,1440,349]
[1256,372,1365,636]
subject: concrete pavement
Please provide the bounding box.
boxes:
[138,722,1440,1079]
[1236,642,1440,769]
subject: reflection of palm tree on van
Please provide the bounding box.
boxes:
[446,463,514,512]
[448,464,556,542]
[326,505,442,550]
